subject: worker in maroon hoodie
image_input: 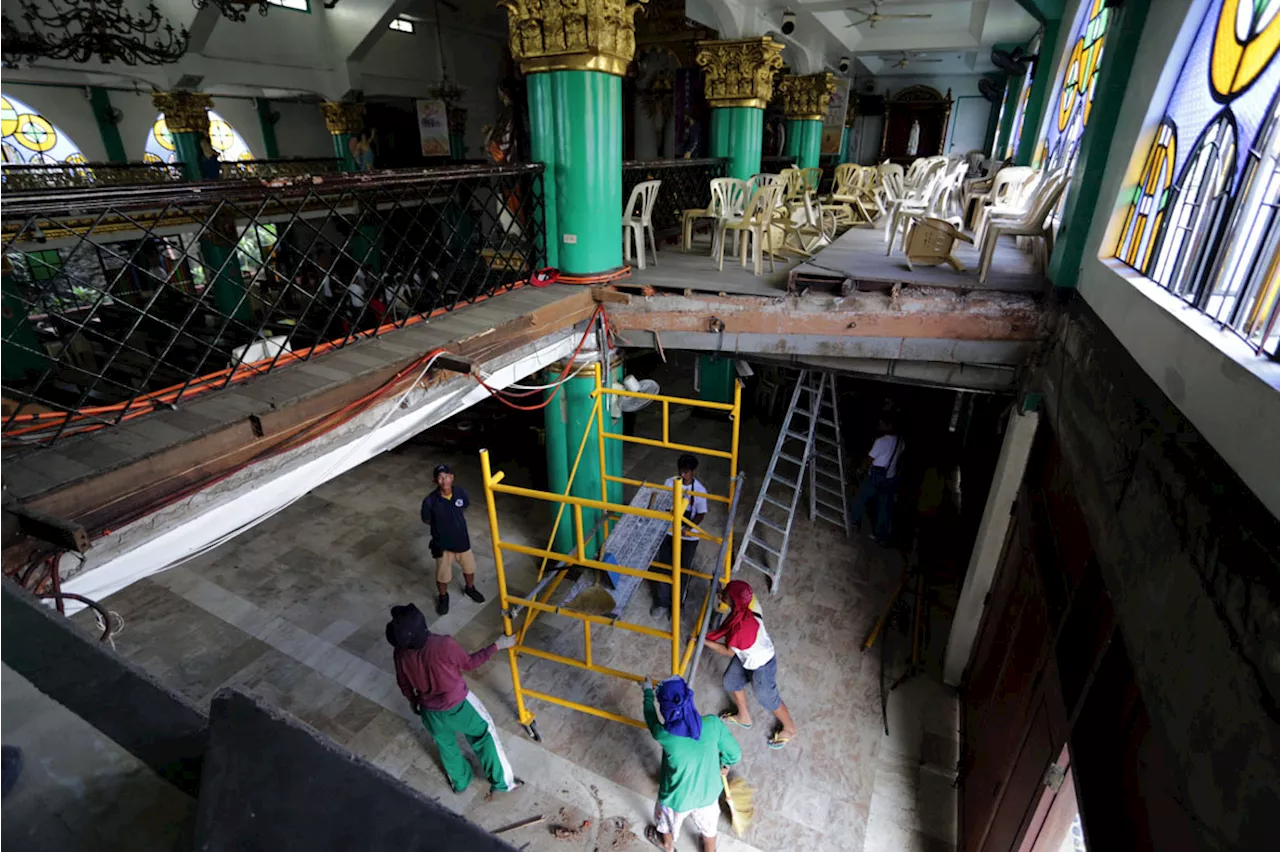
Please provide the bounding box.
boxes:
[386,603,520,795]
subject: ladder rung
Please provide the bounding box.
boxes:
[817,417,837,428]
[814,498,845,513]
[777,452,806,466]
[770,473,800,488]
[816,481,843,495]
[814,451,841,464]
[749,537,781,557]
[815,511,846,527]
[739,555,775,577]
[754,516,786,534]
[762,494,790,510]
[784,430,811,441]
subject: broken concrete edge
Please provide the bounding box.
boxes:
[0,581,208,797]
[194,687,519,852]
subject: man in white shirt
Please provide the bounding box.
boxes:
[651,454,708,617]
[851,415,905,544]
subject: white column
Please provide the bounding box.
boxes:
[942,407,1040,686]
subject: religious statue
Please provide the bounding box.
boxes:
[907,119,921,157]
[485,82,520,164]
[349,130,377,172]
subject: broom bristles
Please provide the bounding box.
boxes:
[722,775,755,835]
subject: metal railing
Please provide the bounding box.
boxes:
[622,158,726,236]
[2,162,185,191]
[1,164,547,445]
[220,158,342,180]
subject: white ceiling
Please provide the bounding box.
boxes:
[688,0,1040,77]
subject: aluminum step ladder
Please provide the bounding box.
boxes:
[808,372,853,538]
[733,371,851,594]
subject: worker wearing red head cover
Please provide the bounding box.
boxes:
[703,580,798,749]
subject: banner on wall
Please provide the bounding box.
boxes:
[416,99,450,157]
[822,79,852,155]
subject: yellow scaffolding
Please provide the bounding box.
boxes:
[479,363,743,736]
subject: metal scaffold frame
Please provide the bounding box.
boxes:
[479,363,743,736]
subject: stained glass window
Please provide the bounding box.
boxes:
[1035,0,1111,171]
[0,94,86,165]
[1004,34,1041,160]
[1113,0,1280,356]
[144,110,254,164]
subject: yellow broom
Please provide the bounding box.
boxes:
[722,773,755,836]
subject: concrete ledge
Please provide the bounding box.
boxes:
[194,687,517,852]
[0,582,208,796]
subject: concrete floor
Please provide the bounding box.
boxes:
[1,665,196,850]
[52,360,959,852]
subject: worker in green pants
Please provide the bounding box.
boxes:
[386,603,521,795]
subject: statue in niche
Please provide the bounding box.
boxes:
[907,118,921,157]
[349,129,376,171]
[484,81,520,164]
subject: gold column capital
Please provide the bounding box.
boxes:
[695,37,786,110]
[152,91,212,135]
[500,0,648,77]
[777,72,837,121]
[321,101,366,136]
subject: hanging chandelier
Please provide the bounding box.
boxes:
[1,0,188,67]
[192,0,341,21]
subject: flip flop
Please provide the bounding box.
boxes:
[720,712,752,729]
[644,825,668,850]
[767,732,793,750]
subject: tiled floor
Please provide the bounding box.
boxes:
[75,362,960,852]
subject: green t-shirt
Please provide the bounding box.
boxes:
[644,687,742,812]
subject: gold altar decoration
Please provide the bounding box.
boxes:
[694,37,786,110]
[777,73,837,121]
[500,0,648,77]
[321,101,366,136]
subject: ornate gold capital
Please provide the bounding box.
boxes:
[152,91,212,135]
[501,0,647,78]
[777,73,837,121]
[321,101,366,136]
[695,37,785,110]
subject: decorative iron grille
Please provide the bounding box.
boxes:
[1,163,547,445]
[622,158,726,236]
[2,162,185,191]
[220,158,342,180]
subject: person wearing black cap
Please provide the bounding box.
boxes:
[422,464,483,615]
[386,603,520,795]
[651,454,708,618]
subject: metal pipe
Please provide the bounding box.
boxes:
[688,471,746,688]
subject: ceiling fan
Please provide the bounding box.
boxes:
[846,2,934,29]
[880,51,944,69]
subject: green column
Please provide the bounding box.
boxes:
[256,98,281,159]
[2,257,47,382]
[543,368,573,553]
[714,107,763,181]
[154,91,252,323]
[1048,0,1151,290]
[527,74,561,269]
[699,355,735,404]
[839,126,850,162]
[710,108,731,159]
[565,373,604,557]
[605,365,623,504]
[90,88,127,163]
[1015,16,1063,166]
[544,70,622,275]
[788,119,822,169]
[331,133,356,171]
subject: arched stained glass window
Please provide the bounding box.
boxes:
[143,109,254,164]
[1117,120,1177,271]
[1113,0,1280,357]
[1035,0,1111,171]
[0,94,86,164]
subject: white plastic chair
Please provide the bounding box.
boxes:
[717,184,784,275]
[973,167,1042,247]
[978,171,1070,284]
[623,179,661,270]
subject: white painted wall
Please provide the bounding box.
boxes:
[1073,0,1280,518]
[273,102,334,158]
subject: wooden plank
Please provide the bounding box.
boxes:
[17,289,596,528]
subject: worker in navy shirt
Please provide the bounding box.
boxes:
[421,464,484,615]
